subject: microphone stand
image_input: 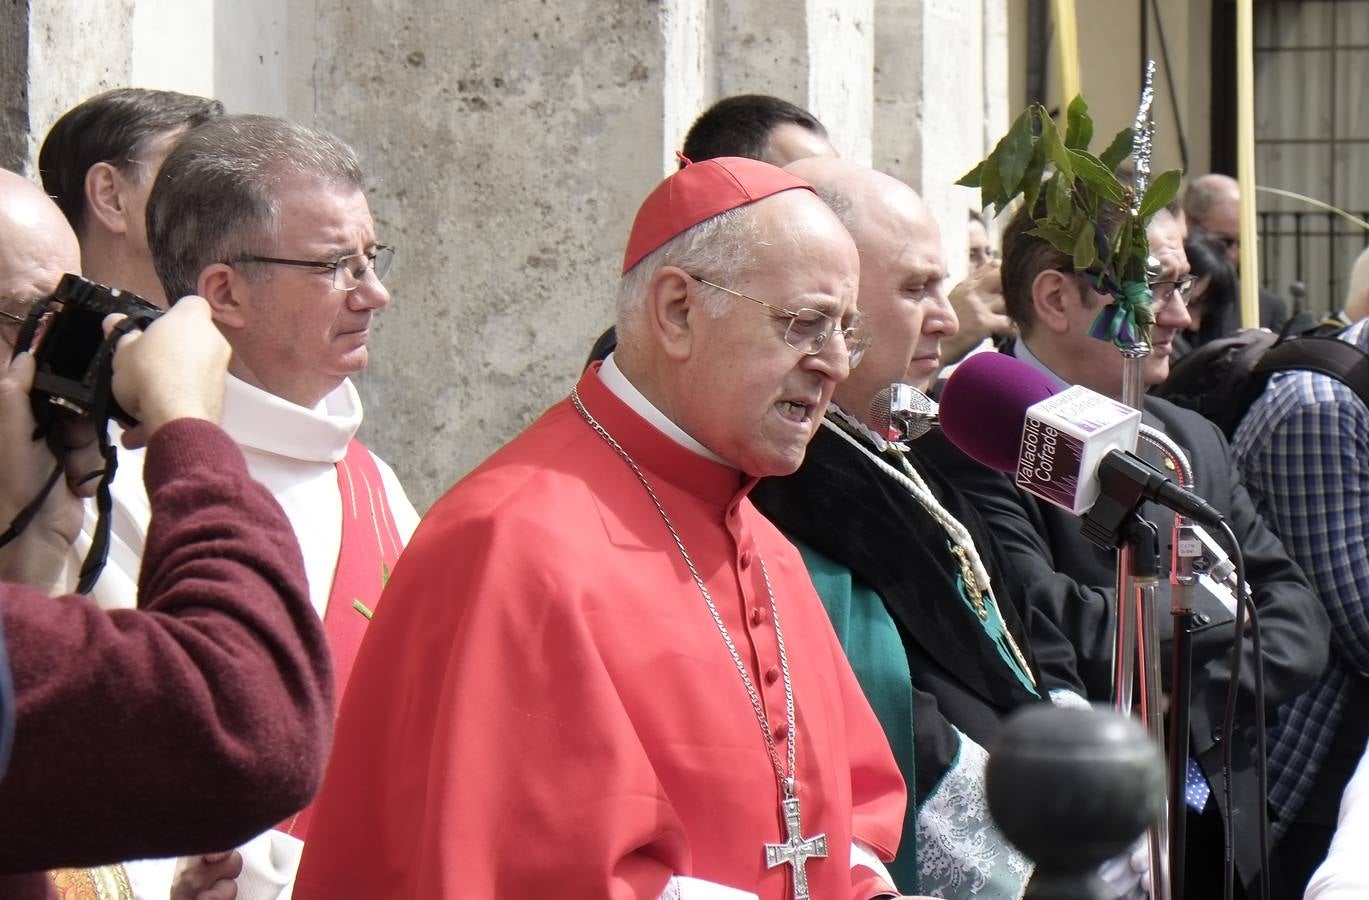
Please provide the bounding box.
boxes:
[1168,520,1200,900]
[1105,509,1169,900]
[1113,346,1148,710]
[1112,346,1174,900]
[1137,425,1201,900]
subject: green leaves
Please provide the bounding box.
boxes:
[1039,114,1072,182]
[1027,222,1076,255]
[980,159,1004,214]
[1065,95,1094,151]
[1020,152,1048,218]
[1073,221,1098,270]
[959,104,1041,213]
[959,92,1181,303]
[1046,171,1072,226]
[1099,126,1135,172]
[996,112,1036,204]
[1138,168,1182,220]
[1067,150,1127,205]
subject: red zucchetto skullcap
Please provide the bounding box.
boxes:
[620,155,816,274]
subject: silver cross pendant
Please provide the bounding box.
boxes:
[764,795,828,900]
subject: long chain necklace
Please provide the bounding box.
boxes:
[824,411,1037,690]
[571,387,828,900]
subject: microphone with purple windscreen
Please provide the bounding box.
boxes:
[939,353,1059,473]
[939,352,1223,531]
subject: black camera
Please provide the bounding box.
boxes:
[14,274,162,427]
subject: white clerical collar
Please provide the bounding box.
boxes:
[1013,339,1071,391]
[220,374,362,464]
[597,353,730,466]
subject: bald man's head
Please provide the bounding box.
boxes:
[0,168,81,351]
[1183,173,1241,263]
[787,157,957,409]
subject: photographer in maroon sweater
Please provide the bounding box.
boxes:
[0,298,334,899]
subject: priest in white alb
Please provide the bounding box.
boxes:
[68,114,420,900]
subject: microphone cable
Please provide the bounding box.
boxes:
[1215,519,1269,900]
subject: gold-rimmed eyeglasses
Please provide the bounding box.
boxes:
[231,244,396,292]
[689,275,871,368]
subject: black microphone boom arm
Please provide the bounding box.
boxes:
[1080,451,1224,550]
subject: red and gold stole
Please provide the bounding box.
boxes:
[280,439,406,840]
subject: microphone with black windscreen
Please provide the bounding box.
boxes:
[938,353,1223,547]
[987,705,1166,900]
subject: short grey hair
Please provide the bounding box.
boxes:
[146,114,364,302]
[614,204,762,342]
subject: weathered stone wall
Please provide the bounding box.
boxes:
[875,0,1002,284]
[13,0,134,175]
[318,1,671,508]
[10,0,1009,510]
[1,1,32,172]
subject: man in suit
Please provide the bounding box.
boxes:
[920,201,1330,897]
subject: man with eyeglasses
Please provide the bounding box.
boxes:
[751,158,1096,897]
[293,157,915,899]
[71,114,420,900]
[921,200,1329,898]
[38,87,225,307]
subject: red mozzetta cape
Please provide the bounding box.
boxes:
[294,366,906,899]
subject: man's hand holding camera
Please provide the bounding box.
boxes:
[0,352,100,592]
[106,295,230,449]
[0,296,229,591]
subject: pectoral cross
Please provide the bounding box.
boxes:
[765,795,828,900]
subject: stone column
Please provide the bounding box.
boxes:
[0,2,32,172]
[129,0,214,100]
[806,0,875,165]
[874,0,1006,282]
[661,0,711,170]
[713,0,874,164]
[7,0,135,175]
[311,0,692,507]
[8,0,1012,506]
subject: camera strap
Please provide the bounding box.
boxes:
[0,308,70,554]
[72,317,144,595]
[0,305,66,550]
[73,427,120,594]
[0,319,136,592]
[0,428,67,550]
[12,303,45,356]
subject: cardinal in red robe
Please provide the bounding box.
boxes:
[294,157,908,899]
